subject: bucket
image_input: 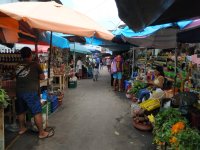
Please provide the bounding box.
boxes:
[124,80,131,91]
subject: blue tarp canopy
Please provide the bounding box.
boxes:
[112,20,193,48]
[112,20,192,38]
[85,37,131,52]
[40,31,70,49]
[69,43,92,54]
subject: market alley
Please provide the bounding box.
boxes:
[7,67,155,150]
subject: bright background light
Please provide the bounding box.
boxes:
[60,0,123,30]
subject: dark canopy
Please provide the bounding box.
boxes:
[115,0,200,31]
[177,27,200,43]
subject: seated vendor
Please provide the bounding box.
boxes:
[148,66,165,89]
[137,66,165,103]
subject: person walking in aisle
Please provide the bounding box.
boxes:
[93,64,99,81]
[76,56,83,79]
[15,47,54,139]
[106,57,111,72]
[111,55,124,92]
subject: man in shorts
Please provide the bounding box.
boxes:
[112,55,124,91]
[16,47,54,139]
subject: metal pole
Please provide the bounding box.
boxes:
[90,32,96,44]
[73,42,76,71]
[46,31,53,128]
[144,48,147,74]
[34,41,39,62]
[174,48,178,96]
[132,47,135,76]
[48,31,53,79]
[90,32,96,65]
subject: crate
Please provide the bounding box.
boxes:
[42,101,51,115]
[48,95,59,113]
[26,101,51,121]
[68,81,77,88]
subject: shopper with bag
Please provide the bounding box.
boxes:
[111,55,124,92]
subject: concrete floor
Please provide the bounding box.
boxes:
[7,67,156,150]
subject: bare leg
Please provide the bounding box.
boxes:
[113,78,117,91]
[18,113,27,134]
[118,79,122,91]
[96,75,98,81]
[34,113,49,137]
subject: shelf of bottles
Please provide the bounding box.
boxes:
[0,49,22,77]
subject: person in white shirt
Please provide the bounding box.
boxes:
[76,56,83,79]
[93,64,99,81]
[106,58,111,72]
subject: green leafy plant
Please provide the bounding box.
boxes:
[153,108,200,149]
[0,89,10,108]
[171,128,200,150]
[127,81,147,94]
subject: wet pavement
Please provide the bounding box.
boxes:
[6,67,156,150]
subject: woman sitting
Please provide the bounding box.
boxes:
[137,66,165,103]
[148,66,165,89]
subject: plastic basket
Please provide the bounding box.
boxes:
[26,101,51,121]
[42,101,51,115]
[151,90,166,100]
[48,94,59,113]
[68,81,77,88]
[139,99,160,111]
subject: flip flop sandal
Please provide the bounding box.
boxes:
[39,129,54,139]
[45,126,55,132]
[18,128,28,135]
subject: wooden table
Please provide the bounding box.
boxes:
[40,78,53,87]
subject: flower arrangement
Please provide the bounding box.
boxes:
[153,108,200,149]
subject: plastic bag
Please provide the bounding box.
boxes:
[151,88,165,100]
[111,60,117,74]
[131,103,141,117]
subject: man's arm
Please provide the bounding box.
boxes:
[37,63,45,80]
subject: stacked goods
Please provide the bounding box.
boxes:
[139,99,160,111]
[132,108,153,131]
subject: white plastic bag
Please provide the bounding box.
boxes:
[130,103,141,117]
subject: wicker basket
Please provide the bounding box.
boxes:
[132,119,153,131]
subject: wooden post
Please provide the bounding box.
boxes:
[0,108,4,150]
